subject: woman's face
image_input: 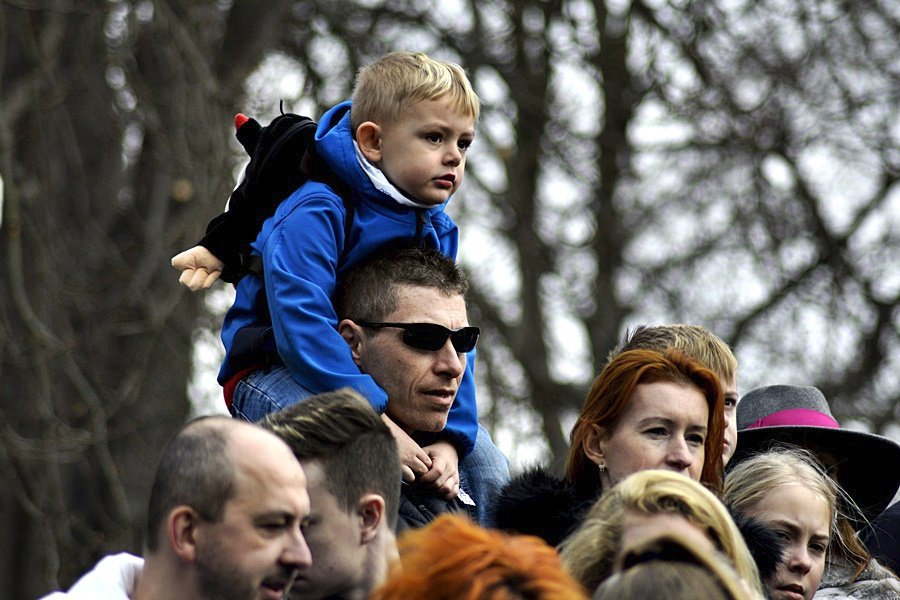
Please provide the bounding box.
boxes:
[746,484,830,600]
[584,381,709,487]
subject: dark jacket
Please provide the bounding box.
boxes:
[489,466,595,547]
[396,483,470,534]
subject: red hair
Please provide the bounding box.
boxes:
[566,349,724,495]
[371,515,588,600]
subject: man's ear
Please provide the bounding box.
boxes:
[357,494,386,545]
[338,319,365,366]
[168,506,201,563]
[582,423,608,466]
[355,122,383,163]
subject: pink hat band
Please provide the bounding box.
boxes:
[747,408,839,430]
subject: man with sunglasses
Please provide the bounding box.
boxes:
[335,246,509,526]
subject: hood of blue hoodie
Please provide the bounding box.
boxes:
[314,100,454,217]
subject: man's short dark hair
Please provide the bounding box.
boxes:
[260,389,402,529]
[145,417,235,552]
[335,246,469,322]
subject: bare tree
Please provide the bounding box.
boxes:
[0,1,295,595]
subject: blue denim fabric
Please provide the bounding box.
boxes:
[229,366,510,527]
[230,366,315,423]
[459,424,511,527]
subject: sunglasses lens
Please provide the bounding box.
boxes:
[402,324,448,351]
[450,328,479,353]
[401,324,480,353]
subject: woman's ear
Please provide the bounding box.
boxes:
[582,423,607,466]
[355,122,383,163]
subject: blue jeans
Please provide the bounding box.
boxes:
[230,366,510,526]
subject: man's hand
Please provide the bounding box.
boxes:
[171,246,224,291]
[420,440,460,500]
[381,414,431,482]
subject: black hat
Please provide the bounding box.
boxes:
[732,384,900,525]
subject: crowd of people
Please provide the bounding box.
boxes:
[42,51,900,599]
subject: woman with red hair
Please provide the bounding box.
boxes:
[493,349,725,546]
[370,514,588,600]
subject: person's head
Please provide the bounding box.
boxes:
[352,52,480,206]
[336,246,476,434]
[144,417,312,600]
[592,531,753,600]
[560,470,762,596]
[566,349,725,496]
[724,447,838,600]
[608,324,739,465]
[370,514,588,600]
[260,389,401,600]
[733,384,895,577]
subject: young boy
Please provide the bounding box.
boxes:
[172,52,507,516]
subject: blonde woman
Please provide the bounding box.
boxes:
[560,470,764,598]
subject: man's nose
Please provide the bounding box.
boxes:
[283,528,312,570]
[433,338,465,378]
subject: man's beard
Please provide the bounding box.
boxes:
[195,541,294,600]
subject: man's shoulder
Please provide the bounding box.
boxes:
[38,553,144,600]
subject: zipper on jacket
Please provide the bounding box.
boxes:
[415,209,426,246]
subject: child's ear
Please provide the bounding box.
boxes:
[355,122,382,163]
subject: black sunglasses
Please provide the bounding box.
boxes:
[356,321,480,353]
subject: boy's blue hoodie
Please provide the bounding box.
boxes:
[218,101,478,455]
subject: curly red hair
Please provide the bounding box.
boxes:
[371,515,588,600]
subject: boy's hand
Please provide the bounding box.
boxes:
[420,440,460,500]
[171,246,224,291]
[381,414,431,482]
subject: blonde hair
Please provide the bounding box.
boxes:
[560,470,762,597]
[594,531,754,600]
[607,324,737,388]
[371,515,588,600]
[350,51,480,132]
[724,447,858,569]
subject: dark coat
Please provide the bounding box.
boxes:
[396,483,471,534]
[489,466,596,547]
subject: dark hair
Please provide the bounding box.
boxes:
[145,417,235,552]
[335,246,469,322]
[261,388,402,529]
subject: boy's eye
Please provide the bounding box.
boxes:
[425,132,443,143]
[458,139,473,151]
[724,396,738,408]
